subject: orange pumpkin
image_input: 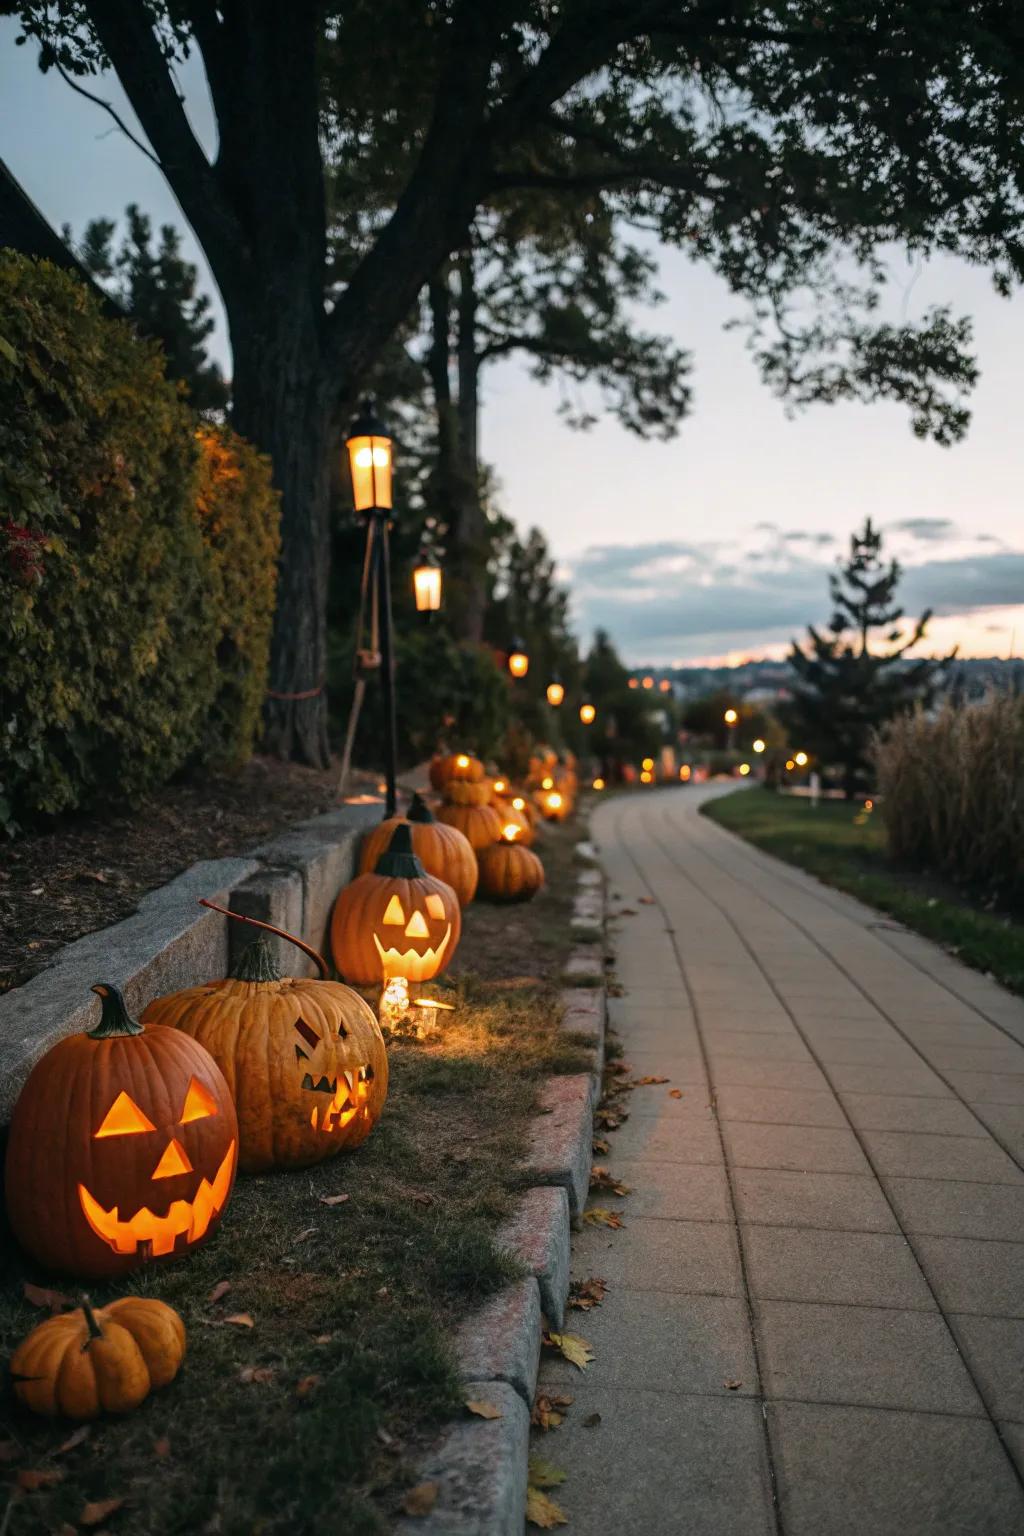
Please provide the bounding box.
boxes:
[429,752,485,789]
[493,797,534,845]
[359,793,478,906]
[331,823,462,985]
[11,1296,186,1420]
[5,985,237,1279]
[478,828,545,902]
[444,779,492,807]
[435,799,503,851]
[142,909,388,1174]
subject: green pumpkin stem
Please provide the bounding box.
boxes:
[198,898,329,979]
[231,936,283,984]
[407,792,435,825]
[87,984,144,1039]
[80,1296,103,1348]
[373,821,426,878]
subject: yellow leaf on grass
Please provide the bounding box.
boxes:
[543,1331,594,1370]
[401,1480,439,1517]
[526,1487,569,1528]
[528,1456,566,1488]
[583,1207,623,1229]
[225,1313,255,1328]
[466,1399,503,1419]
[81,1497,126,1527]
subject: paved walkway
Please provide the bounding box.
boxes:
[538,784,1024,1535]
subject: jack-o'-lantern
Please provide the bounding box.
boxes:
[538,788,571,822]
[493,795,535,845]
[435,798,503,852]
[142,906,388,1174]
[429,752,484,790]
[510,793,538,829]
[358,793,478,906]
[478,824,545,902]
[5,985,238,1279]
[331,823,462,985]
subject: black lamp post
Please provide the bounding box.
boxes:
[345,398,398,816]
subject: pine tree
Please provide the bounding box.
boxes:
[782,519,953,798]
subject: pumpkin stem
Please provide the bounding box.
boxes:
[87,984,144,1038]
[80,1296,103,1348]
[231,936,284,984]
[199,899,329,980]
[373,821,426,878]
[406,792,435,825]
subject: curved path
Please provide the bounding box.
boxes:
[539,783,1024,1534]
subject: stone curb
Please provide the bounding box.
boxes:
[392,1381,530,1536]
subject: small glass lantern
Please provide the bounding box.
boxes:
[413,552,442,612]
[546,679,565,707]
[579,702,596,725]
[508,638,529,678]
[345,398,393,513]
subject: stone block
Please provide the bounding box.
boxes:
[496,1187,571,1327]
[0,857,258,1121]
[227,866,305,974]
[455,1278,542,1404]
[523,1074,594,1219]
[393,1380,529,1536]
[254,804,378,973]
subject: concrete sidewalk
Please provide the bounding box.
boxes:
[538,784,1024,1535]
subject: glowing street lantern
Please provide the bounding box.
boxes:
[785,759,796,771]
[628,678,639,690]
[642,757,654,771]
[640,770,653,784]
[679,764,691,782]
[593,778,605,791]
[724,708,738,726]
[659,679,671,693]
[507,639,529,678]
[642,675,654,689]
[546,679,565,707]
[493,778,508,796]
[412,553,442,612]
[579,702,596,725]
[345,398,393,513]
[864,798,874,812]
[739,763,751,776]
[753,739,766,754]
[794,751,809,767]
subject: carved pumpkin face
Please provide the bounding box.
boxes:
[142,941,388,1174]
[331,823,461,986]
[4,985,238,1279]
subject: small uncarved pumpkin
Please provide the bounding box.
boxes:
[435,799,503,852]
[142,909,388,1174]
[11,1296,186,1420]
[359,793,478,906]
[444,779,493,808]
[332,823,462,985]
[429,752,484,789]
[478,837,545,902]
[493,798,534,845]
[5,986,238,1279]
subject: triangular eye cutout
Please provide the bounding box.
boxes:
[180,1076,219,1123]
[425,894,447,920]
[152,1137,194,1179]
[405,910,429,938]
[382,894,406,926]
[95,1090,156,1138]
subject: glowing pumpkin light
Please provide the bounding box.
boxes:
[478,824,546,903]
[331,823,461,985]
[5,985,237,1279]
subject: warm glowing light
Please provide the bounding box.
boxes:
[382,894,406,926]
[425,893,447,920]
[724,708,738,725]
[794,751,809,767]
[404,910,430,939]
[456,754,470,769]
[642,757,654,771]
[628,677,639,689]
[542,776,554,790]
[493,779,507,795]
[546,681,565,707]
[592,778,605,791]
[753,739,766,754]
[379,976,410,1032]
[785,759,796,771]
[345,399,393,512]
[679,765,691,782]
[413,561,442,612]
[640,770,653,784]
[151,1138,193,1180]
[502,822,522,842]
[642,675,654,689]
[508,639,529,678]
[181,1078,219,1124]
[372,925,453,981]
[659,679,671,693]
[94,1091,156,1138]
[78,1142,235,1258]
[579,703,596,724]
[864,798,874,811]
[739,763,751,777]
[512,797,527,812]
[546,792,563,810]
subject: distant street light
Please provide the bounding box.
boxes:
[579,702,596,724]
[739,763,751,776]
[753,738,766,754]
[412,551,442,613]
[794,751,809,767]
[546,678,565,707]
[724,708,738,726]
[508,638,529,678]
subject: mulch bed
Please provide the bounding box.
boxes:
[0,757,369,994]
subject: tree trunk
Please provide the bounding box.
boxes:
[451,249,489,643]
[231,313,335,767]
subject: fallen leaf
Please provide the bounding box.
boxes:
[528,1456,566,1489]
[313,1333,334,1345]
[317,1193,350,1207]
[81,1496,126,1526]
[401,1481,439,1517]
[18,1469,64,1491]
[465,1399,503,1420]
[595,1106,627,1129]
[669,1088,683,1099]
[295,1375,321,1398]
[292,1227,317,1244]
[153,1438,171,1460]
[590,1166,630,1196]
[583,1412,602,1427]
[592,1137,610,1155]
[617,907,637,916]
[723,1379,743,1391]
[632,1075,669,1086]
[239,1366,274,1385]
[569,1277,608,1311]
[526,1487,569,1528]
[56,1426,91,1455]
[23,1281,72,1312]
[531,1392,573,1431]
[224,1313,255,1329]
[543,1332,594,1370]
[207,1280,232,1305]
[583,1207,623,1229]
[638,896,656,905]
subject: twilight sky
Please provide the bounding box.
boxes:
[4,21,1022,666]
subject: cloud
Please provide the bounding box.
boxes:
[888,517,958,541]
[568,524,1024,662]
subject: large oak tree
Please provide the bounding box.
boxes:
[4,0,1024,765]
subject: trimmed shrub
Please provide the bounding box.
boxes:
[0,252,279,831]
[873,694,1024,907]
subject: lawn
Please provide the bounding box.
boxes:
[702,788,1024,999]
[0,817,593,1535]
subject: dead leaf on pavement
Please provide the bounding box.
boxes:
[81,1496,126,1526]
[583,1207,623,1229]
[669,1088,683,1099]
[583,1412,602,1428]
[638,896,656,905]
[543,1332,594,1370]
[723,1379,743,1391]
[207,1280,231,1305]
[318,1193,350,1207]
[592,1136,610,1155]
[17,1469,64,1491]
[528,1456,566,1488]
[23,1281,72,1312]
[590,1166,630,1196]
[632,1075,669,1086]
[531,1392,573,1431]
[224,1313,255,1329]
[595,1106,628,1129]
[526,1487,569,1528]
[401,1481,439,1517]
[55,1426,91,1455]
[617,907,637,917]
[465,1399,503,1420]
[569,1277,608,1311]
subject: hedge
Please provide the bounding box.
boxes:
[0,251,279,832]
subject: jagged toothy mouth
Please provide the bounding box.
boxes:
[78,1141,236,1258]
[299,1065,374,1133]
[372,924,452,979]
